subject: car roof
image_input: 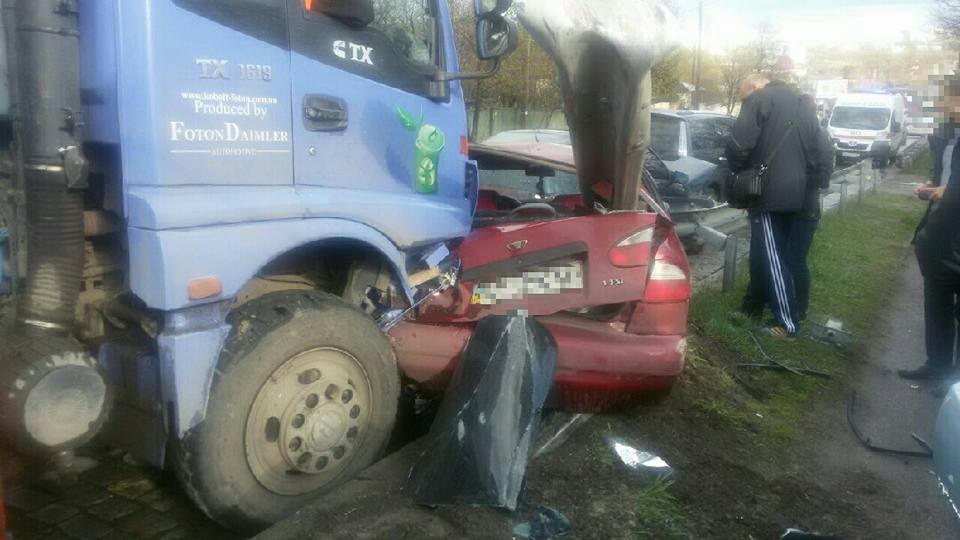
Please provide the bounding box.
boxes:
[471,142,577,173]
[652,110,735,121]
[484,129,571,143]
[834,93,898,108]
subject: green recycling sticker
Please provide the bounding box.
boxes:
[398,106,445,194]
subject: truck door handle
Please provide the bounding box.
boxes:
[303,95,348,131]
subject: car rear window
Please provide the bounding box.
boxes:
[650,116,682,158]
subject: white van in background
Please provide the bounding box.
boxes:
[828,92,907,164]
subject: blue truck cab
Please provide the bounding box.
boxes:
[0,0,516,532]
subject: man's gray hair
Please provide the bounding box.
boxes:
[742,74,770,89]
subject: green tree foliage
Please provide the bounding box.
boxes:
[652,50,685,104]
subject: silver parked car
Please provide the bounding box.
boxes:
[935,383,960,521]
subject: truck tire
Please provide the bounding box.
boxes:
[175,291,399,533]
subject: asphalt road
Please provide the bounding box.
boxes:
[798,245,959,539]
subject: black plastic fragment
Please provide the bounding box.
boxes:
[407,315,558,509]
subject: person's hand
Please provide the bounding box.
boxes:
[918,186,947,202]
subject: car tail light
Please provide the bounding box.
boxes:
[608,227,654,268]
[644,221,690,303]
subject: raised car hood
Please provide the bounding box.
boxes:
[516,0,679,210]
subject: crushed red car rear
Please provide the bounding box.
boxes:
[390,142,690,411]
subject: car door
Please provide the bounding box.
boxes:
[286,0,472,247]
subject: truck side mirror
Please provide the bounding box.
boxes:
[432,10,518,88]
[477,14,519,60]
[475,0,513,16]
[305,0,374,28]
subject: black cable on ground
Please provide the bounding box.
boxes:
[846,392,933,459]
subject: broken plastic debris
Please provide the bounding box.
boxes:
[533,412,593,459]
[408,315,557,509]
[780,528,839,539]
[811,318,852,347]
[607,438,672,477]
[512,506,572,540]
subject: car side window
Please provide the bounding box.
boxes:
[690,119,732,158]
[295,0,440,96]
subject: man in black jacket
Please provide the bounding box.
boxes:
[788,95,835,322]
[727,78,821,336]
[899,80,960,379]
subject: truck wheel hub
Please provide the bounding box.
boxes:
[306,406,347,451]
[245,347,372,496]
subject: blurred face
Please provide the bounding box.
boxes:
[926,76,960,126]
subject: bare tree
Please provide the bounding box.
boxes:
[935,0,960,44]
[719,46,759,114]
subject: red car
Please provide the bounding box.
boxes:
[390,141,691,410]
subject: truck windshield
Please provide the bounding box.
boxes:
[830,106,891,131]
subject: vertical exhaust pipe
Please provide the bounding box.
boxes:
[0,0,108,456]
[516,0,679,210]
[14,0,87,332]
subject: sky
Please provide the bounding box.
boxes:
[675,0,935,62]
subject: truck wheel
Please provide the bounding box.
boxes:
[175,291,399,533]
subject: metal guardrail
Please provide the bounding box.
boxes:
[718,156,889,292]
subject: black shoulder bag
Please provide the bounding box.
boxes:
[725,120,797,210]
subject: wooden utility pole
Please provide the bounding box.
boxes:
[692,0,704,110]
[522,35,532,128]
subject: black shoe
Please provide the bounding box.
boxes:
[738,306,763,321]
[898,364,953,380]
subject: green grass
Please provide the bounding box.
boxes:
[689,192,923,439]
[904,147,933,177]
[633,478,695,540]
[629,192,924,538]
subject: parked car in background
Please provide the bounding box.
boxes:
[390,141,691,410]
[649,111,735,200]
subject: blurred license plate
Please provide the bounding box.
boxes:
[471,260,584,305]
[841,151,859,158]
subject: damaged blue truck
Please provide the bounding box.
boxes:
[0,0,685,533]
[0,0,521,531]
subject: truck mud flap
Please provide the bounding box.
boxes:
[407,315,557,509]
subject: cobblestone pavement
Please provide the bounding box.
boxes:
[2,449,234,540]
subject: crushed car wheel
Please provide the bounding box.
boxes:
[175,291,399,533]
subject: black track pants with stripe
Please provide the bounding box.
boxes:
[748,212,798,335]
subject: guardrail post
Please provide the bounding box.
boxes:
[723,234,737,293]
[839,181,849,213]
[858,160,864,205]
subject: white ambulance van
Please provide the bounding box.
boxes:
[828,92,906,164]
